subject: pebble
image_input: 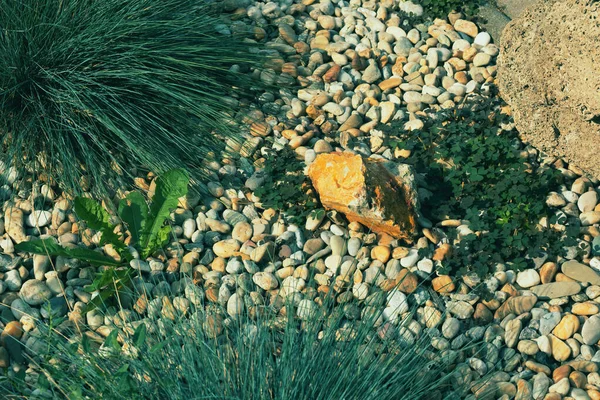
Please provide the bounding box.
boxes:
[516,269,541,288]
[582,315,600,345]
[19,279,52,306]
[25,210,52,228]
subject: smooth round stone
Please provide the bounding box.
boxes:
[347,237,361,256]
[352,282,369,300]
[4,270,22,291]
[232,221,252,242]
[225,259,244,274]
[386,289,408,313]
[26,210,52,228]
[442,317,460,339]
[325,255,342,272]
[400,249,419,268]
[226,293,244,317]
[582,315,600,345]
[474,32,491,47]
[297,299,316,320]
[303,238,325,255]
[578,190,598,212]
[330,235,346,256]
[516,269,541,288]
[447,83,467,96]
[417,258,433,274]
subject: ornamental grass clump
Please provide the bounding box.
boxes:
[1,282,482,399]
[0,0,263,196]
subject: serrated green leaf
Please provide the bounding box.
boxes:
[139,169,189,258]
[64,247,121,266]
[74,197,124,252]
[15,239,120,266]
[118,191,148,247]
[15,238,68,256]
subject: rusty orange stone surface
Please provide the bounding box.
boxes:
[308,152,418,241]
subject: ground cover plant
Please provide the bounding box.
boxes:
[0,0,264,196]
[416,0,485,18]
[15,169,189,311]
[383,97,577,285]
[1,284,480,400]
[253,146,321,224]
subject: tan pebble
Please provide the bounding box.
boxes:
[396,269,418,294]
[553,365,573,383]
[432,275,455,293]
[473,303,493,324]
[552,314,580,340]
[211,257,226,272]
[555,273,576,283]
[549,334,572,362]
[569,370,587,388]
[572,302,600,316]
[422,228,439,244]
[371,245,391,263]
[540,262,559,284]
[589,389,600,400]
[525,360,551,375]
[205,287,219,303]
[392,246,410,259]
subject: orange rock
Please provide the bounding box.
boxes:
[308,153,419,241]
[432,275,455,293]
[396,269,418,294]
[1,321,23,344]
[553,365,572,383]
[589,389,600,400]
[378,77,402,91]
[323,64,341,83]
[552,314,580,340]
[433,243,452,261]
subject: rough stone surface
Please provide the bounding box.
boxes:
[498,0,600,178]
[308,153,419,241]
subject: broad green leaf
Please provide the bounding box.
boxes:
[63,247,121,267]
[116,363,129,374]
[74,197,124,252]
[149,340,168,354]
[15,238,68,256]
[15,239,120,266]
[104,329,121,351]
[81,334,91,354]
[139,169,189,258]
[118,191,148,247]
[132,323,147,348]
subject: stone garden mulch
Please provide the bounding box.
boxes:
[2,0,600,399]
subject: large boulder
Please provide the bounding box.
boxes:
[498,0,600,178]
[307,153,419,241]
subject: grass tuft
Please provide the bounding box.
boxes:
[0,0,264,196]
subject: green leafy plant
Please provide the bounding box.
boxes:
[15,169,189,310]
[254,146,320,224]
[0,0,265,196]
[417,0,484,18]
[383,97,575,281]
